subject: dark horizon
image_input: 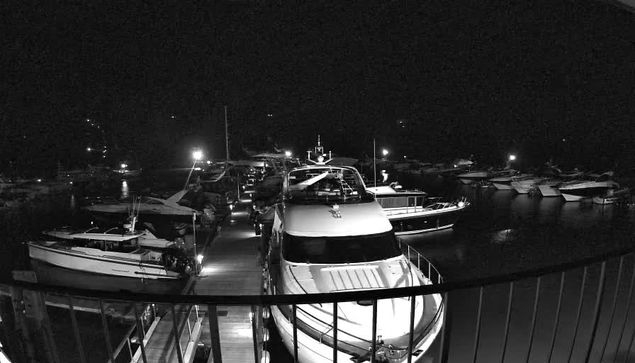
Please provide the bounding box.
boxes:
[2,0,635,177]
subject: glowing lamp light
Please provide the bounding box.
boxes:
[509,154,516,161]
[86,147,92,152]
[37,179,42,182]
[458,201,465,208]
[192,150,203,160]
[261,350,271,363]
[285,150,292,157]
[382,149,389,156]
[120,163,127,169]
[196,254,204,264]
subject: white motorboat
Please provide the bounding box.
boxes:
[42,224,183,250]
[489,172,528,190]
[537,178,562,197]
[84,190,207,224]
[266,161,444,363]
[592,187,630,205]
[456,170,490,185]
[28,219,193,280]
[558,172,620,202]
[367,182,469,235]
[511,175,545,194]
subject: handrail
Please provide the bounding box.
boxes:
[2,244,634,305]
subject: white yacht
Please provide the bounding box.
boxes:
[84,190,207,224]
[456,170,490,185]
[28,219,193,280]
[366,182,468,235]
[266,161,444,363]
[558,172,619,202]
[511,175,545,194]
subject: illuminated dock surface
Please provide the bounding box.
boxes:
[138,203,264,363]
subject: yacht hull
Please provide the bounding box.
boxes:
[270,293,443,363]
[388,205,467,235]
[28,242,182,280]
[538,185,560,197]
[492,182,513,190]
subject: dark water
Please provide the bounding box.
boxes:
[2,174,635,362]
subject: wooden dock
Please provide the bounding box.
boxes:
[135,203,264,363]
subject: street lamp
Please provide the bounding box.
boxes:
[184,149,203,191]
[382,149,389,157]
[509,154,516,161]
[284,150,292,158]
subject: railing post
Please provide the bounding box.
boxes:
[99,300,115,363]
[438,292,451,363]
[567,266,588,363]
[207,304,223,363]
[133,302,148,363]
[524,277,541,363]
[500,282,514,363]
[598,257,623,361]
[170,304,185,363]
[616,255,635,363]
[407,295,416,363]
[333,302,339,363]
[472,287,484,363]
[371,299,378,363]
[68,296,87,363]
[583,261,608,362]
[547,271,566,363]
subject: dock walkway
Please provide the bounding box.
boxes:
[135,202,264,363]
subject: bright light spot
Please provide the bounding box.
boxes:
[381,170,389,182]
[267,113,273,117]
[562,138,567,142]
[121,163,127,169]
[194,167,201,171]
[171,115,176,119]
[285,150,292,157]
[404,155,407,159]
[453,165,457,168]
[196,254,204,264]
[192,150,203,160]
[458,201,465,208]
[36,179,42,182]
[236,328,253,338]
[229,204,234,211]
[206,160,212,165]
[382,149,389,156]
[509,155,516,161]
[86,147,92,152]
[317,155,324,163]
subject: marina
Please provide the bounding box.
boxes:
[1,165,635,362]
[3,1,635,361]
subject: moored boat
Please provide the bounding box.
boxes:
[558,172,619,202]
[367,182,469,235]
[266,161,444,363]
[28,219,193,280]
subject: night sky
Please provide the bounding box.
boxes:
[2,0,635,177]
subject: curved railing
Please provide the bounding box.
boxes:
[1,243,635,363]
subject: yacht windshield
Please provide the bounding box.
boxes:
[282,232,401,264]
[285,167,371,203]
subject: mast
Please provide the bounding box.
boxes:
[373,138,377,187]
[224,105,230,160]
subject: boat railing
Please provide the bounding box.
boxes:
[402,241,444,284]
[4,245,635,362]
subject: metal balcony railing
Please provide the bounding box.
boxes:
[1,244,635,363]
